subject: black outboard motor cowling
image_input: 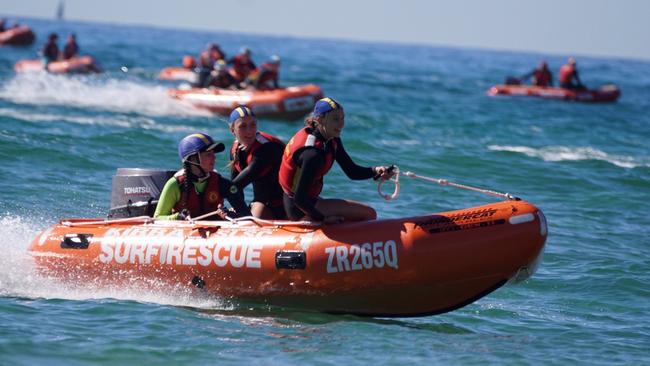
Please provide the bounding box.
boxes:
[108,168,175,218]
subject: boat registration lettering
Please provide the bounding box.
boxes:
[98,230,263,268]
[325,240,398,273]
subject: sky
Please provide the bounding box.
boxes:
[3,0,650,61]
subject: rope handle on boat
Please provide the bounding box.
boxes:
[378,165,519,201]
[62,216,154,227]
[377,165,401,201]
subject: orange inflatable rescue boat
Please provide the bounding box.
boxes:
[169,84,324,120]
[28,168,547,317]
[488,84,620,103]
[14,56,102,74]
[159,66,198,82]
[0,26,36,46]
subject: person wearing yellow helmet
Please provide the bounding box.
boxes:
[228,106,286,219]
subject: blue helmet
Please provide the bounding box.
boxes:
[178,133,225,162]
[313,97,342,117]
[228,105,255,125]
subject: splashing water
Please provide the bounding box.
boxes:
[0,73,210,118]
[0,214,229,309]
[488,145,650,169]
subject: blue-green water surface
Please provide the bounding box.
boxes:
[1,17,649,365]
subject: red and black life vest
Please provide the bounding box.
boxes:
[533,69,551,87]
[230,55,256,81]
[278,127,337,199]
[172,170,223,217]
[230,131,284,176]
[559,64,575,85]
[247,63,278,87]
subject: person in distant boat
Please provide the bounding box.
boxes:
[521,60,553,87]
[207,60,237,89]
[0,19,6,32]
[198,43,225,68]
[279,97,395,224]
[228,46,256,82]
[245,55,281,90]
[195,43,225,88]
[182,55,197,69]
[40,33,60,70]
[228,106,287,219]
[154,133,251,220]
[559,57,585,90]
[62,33,79,60]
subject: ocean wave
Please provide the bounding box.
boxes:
[0,107,199,134]
[0,73,210,118]
[487,145,650,169]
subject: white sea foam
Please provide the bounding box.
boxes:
[0,214,228,310]
[0,107,199,134]
[487,145,650,169]
[0,73,210,118]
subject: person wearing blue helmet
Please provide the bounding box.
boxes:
[154,133,251,220]
[279,97,395,224]
[228,106,286,219]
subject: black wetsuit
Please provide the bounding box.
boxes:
[62,41,79,60]
[231,140,286,219]
[42,42,59,62]
[284,132,375,221]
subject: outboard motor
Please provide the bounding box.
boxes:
[108,168,175,218]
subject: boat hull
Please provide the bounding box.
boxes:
[169,84,323,120]
[0,26,35,46]
[14,56,102,74]
[29,200,547,317]
[488,84,620,103]
[159,66,198,82]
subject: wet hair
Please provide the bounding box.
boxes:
[180,159,200,207]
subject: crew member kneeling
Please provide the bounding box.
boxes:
[228,106,286,219]
[154,133,251,220]
[279,97,394,224]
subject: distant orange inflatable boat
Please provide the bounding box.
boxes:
[159,66,197,82]
[0,26,35,46]
[169,84,323,119]
[488,84,620,103]
[14,56,102,74]
[29,199,546,317]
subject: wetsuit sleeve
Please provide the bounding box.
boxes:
[293,148,326,221]
[520,70,534,80]
[334,138,375,180]
[230,144,276,189]
[574,70,583,86]
[220,178,252,218]
[154,178,182,220]
[230,150,238,181]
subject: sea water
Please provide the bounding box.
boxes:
[1,17,649,365]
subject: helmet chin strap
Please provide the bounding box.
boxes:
[186,153,210,181]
